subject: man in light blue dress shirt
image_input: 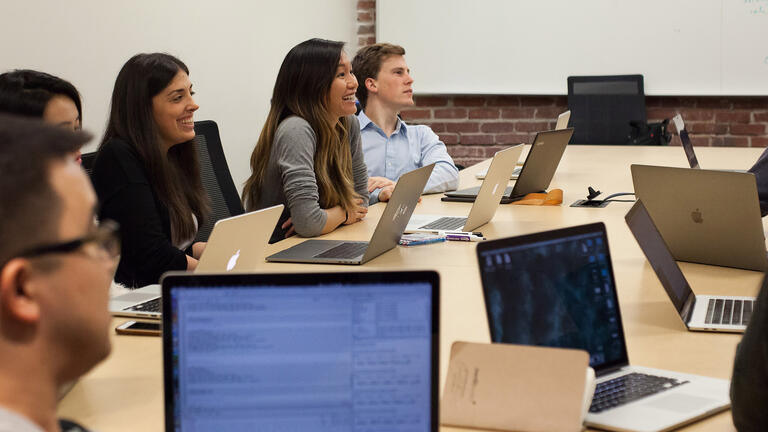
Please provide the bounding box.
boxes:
[352,43,459,204]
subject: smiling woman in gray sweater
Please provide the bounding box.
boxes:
[243,38,369,243]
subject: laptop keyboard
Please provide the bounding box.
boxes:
[705,298,754,326]
[126,297,161,313]
[589,373,689,413]
[314,242,368,259]
[419,216,467,231]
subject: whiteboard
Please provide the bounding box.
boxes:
[0,0,357,192]
[377,0,768,95]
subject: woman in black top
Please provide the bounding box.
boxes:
[92,53,209,288]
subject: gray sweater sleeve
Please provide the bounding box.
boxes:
[272,116,370,237]
[348,115,370,205]
[273,117,327,237]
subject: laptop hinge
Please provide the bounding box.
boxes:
[595,364,628,378]
[681,292,696,325]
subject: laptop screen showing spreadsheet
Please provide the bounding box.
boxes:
[477,223,629,374]
[162,272,439,432]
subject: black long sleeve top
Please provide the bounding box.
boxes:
[731,276,768,431]
[91,138,188,287]
[748,148,768,216]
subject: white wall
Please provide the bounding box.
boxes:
[0,0,359,192]
[378,0,768,96]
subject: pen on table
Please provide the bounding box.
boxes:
[445,234,485,242]
[442,231,484,237]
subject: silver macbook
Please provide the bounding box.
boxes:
[475,110,571,180]
[405,145,523,233]
[109,204,284,319]
[265,163,434,265]
[626,199,754,332]
[476,223,730,432]
[631,164,768,272]
[161,270,440,432]
[446,128,573,204]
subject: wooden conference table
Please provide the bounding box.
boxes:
[58,145,768,431]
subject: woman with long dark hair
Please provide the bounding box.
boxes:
[243,38,369,243]
[92,53,209,287]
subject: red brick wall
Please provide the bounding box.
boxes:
[355,1,768,168]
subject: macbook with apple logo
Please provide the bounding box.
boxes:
[626,200,755,332]
[631,164,768,271]
[266,164,434,265]
[109,204,285,320]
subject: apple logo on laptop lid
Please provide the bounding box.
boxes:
[226,249,241,271]
[691,209,703,224]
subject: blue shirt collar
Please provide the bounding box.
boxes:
[358,110,408,136]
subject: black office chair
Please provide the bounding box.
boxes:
[567,75,646,145]
[81,151,97,180]
[193,120,244,243]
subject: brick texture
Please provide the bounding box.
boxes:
[356,1,768,168]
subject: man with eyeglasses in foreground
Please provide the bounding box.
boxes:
[0,115,119,432]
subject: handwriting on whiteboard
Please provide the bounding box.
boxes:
[744,0,768,15]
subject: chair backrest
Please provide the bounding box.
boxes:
[567,75,646,145]
[81,151,97,180]
[193,120,244,243]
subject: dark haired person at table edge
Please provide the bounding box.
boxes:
[91,53,209,288]
[0,69,84,163]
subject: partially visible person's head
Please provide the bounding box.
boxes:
[352,43,412,110]
[0,114,115,383]
[0,70,84,162]
[243,38,360,212]
[101,53,207,244]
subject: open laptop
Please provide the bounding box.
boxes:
[109,204,284,319]
[476,223,730,432]
[475,110,571,180]
[162,271,439,432]
[673,114,744,172]
[445,128,573,203]
[672,114,700,169]
[626,199,755,332]
[266,164,434,264]
[405,145,523,233]
[631,164,768,272]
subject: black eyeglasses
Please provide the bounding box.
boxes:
[16,220,121,261]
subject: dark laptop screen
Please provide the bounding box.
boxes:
[625,200,693,315]
[679,130,700,169]
[163,272,438,432]
[477,223,628,373]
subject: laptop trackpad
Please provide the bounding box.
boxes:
[286,240,342,256]
[645,394,718,413]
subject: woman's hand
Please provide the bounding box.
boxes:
[281,217,296,237]
[344,198,368,225]
[191,241,206,259]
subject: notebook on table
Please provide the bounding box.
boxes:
[108,204,284,320]
[446,128,573,204]
[265,164,433,265]
[161,270,440,432]
[631,164,767,272]
[625,199,754,332]
[405,145,523,234]
[476,222,730,432]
